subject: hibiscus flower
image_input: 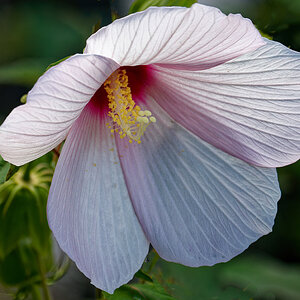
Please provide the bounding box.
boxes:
[0,3,299,294]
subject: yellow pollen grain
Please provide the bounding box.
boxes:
[103,69,156,144]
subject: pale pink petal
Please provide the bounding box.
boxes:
[47,102,149,294]
[150,39,300,167]
[85,3,263,69]
[0,54,119,166]
[115,99,280,267]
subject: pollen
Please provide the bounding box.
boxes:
[104,69,156,143]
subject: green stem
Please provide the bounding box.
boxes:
[36,254,52,300]
[30,285,43,300]
[23,162,32,182]
[148,251,159,273]
[96,288,105,300]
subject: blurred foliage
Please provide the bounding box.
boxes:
[0,243,41,288]
[103,281,176,300]
[0,157,10,185]
[0,2,95,64]
[149,252,300,300]
[0,154,65,299]
[253,0,300,50]
[129,0,197,13]
[220,255,300,299]
[0,157,19,187]
[46,56,71,72]
[101,268,176,299]
[0,59,49,87]
[0,187,50,257]
[99,247,300,299]
[0,1,103,88]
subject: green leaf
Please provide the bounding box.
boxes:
[135,269,153,283]
[102,286,137,300]
[129,0,197,14]
[103,280,176,300]
[131,281,176,300]
[46,56,71,71]
[0,156,10,184]
[259,30,273,40]
[5,164,19,181]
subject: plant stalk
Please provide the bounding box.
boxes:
[37,254,52,300]
[96,288,105,300]
[30,285,43,300]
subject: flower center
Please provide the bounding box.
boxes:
[104,69,156,144]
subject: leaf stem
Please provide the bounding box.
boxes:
[36,254,52,300]
[148,250,159,273]
[30,285,43,300]
[23,162,32,182]
[95,288,105,300]
[52,146,61,162]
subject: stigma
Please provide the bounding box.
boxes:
[104,69,156,144]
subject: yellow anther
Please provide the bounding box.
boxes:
[141,117,149,124]
[104,69,156,144]
[144,110,152,116]
[150,116,157,123]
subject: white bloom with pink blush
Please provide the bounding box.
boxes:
[0,3,299,294]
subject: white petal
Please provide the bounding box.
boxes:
[47,103,149,294]
[115,99,280,267]
[85,3,263,69]
[150,39,300,167]
[0,54,119,166]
